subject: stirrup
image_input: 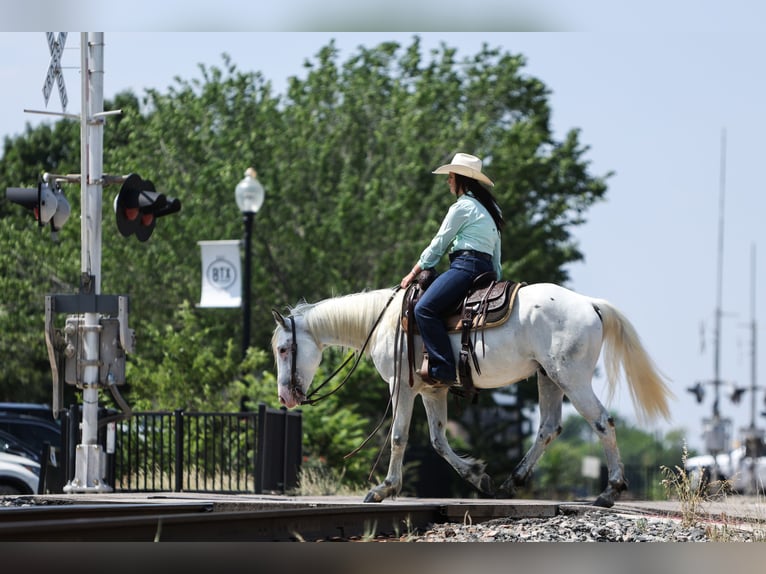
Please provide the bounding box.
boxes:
[417,353,438,384]
[419,354,456,387]
[418,352,431,381]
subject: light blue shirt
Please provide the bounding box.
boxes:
[418,193,502,280]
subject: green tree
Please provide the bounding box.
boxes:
[0,119,81,403]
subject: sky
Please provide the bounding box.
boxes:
[2,2,766,455]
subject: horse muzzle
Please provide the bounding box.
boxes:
[278,377,306,409]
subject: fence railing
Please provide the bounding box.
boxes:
[47,403,302,494]
[113,404,302,494]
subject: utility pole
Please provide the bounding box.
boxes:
[749,244,758,430]
[701,129,733,481]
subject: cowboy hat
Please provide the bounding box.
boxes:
[432,152,494,187]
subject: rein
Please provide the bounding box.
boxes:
[291,286,401,406]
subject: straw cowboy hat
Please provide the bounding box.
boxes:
[432,152,494,187]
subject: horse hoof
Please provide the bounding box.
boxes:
[592,495,614,508]
[364,491,383,503]
[494,477,519,499]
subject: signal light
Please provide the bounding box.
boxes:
[687,382,705,404]
[114,173,181,242]
[5,179,71,241]
[729,386,746,404]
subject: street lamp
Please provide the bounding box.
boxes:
[235,167,265,358]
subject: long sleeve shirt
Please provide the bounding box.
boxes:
[417,193,502,280]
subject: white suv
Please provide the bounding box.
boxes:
[0,451,40,495]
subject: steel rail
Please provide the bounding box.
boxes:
[0,503,433,541]
[0,500,565,542]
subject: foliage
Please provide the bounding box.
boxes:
[528,413,687,500]
[121,299,248,412]
[1,37,613,488]
[0,119,81,403]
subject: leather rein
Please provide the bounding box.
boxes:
[287,286,401,406]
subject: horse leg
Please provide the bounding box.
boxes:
[420,388,495,496]
[363,380,417,503]
[561,380,626,508]
[498,370,564,497]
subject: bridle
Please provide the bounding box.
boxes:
[285,286,400,406]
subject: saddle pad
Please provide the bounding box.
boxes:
[447,280,524,332]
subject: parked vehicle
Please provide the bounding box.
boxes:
[0,451,40,494]
[0,402,56,422]
[0,429,40,462]
[0,412,61,457]
[685,446,766,493]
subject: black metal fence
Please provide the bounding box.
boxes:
[46,403,302,494]
[114,404,302,494]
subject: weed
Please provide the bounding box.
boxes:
[394,514,420,542]
[292,459,367,496]
[660,443,729,527]
[635,517,648,532]
[660,443,766,540]
[360,520,379,541]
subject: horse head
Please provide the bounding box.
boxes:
[271,309,323,408]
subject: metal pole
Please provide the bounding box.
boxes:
[748,243,759,494]
[704,128,728,484]
[174,409,184,492]
[713,128,726,420]
[65,32,110,492]
[242,211,254,359]
[750,243,757,430]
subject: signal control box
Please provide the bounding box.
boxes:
[63,316,128,387]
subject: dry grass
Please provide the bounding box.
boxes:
[291,462,368,497]
[661,444,766,540]
[660,444,723,527]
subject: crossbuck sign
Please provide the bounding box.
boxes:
[43,32,68,111]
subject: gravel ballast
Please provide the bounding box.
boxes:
[411,508,758,542]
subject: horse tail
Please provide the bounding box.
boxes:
[592,298,674,423]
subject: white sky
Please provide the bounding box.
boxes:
[2,2,766,454]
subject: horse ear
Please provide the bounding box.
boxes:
[272,308,287,328]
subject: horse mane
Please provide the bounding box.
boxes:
[281,288,402,353]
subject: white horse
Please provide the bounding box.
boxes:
[271,282,674,507]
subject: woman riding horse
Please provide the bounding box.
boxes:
[400,152,505,387]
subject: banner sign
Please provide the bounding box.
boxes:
[198,240,241,308]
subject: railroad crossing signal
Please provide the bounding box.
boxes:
[43,32,68,111]
[114,173,181,241]
[5,179,71,239]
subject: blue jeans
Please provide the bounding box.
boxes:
[414,252,495,382]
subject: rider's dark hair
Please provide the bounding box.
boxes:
[455,174,505,232]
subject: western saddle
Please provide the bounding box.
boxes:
[401,270,524,400]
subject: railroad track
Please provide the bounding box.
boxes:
[8,493,753,542]
[0,496,567,541]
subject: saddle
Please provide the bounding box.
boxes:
[401,270,525,400]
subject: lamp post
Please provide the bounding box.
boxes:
[235,167,265,359]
